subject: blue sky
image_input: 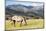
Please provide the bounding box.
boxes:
[6,0,43,6]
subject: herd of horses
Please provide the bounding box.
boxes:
[6,15,28,27]
[6,15,42,27]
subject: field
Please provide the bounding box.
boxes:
[5,19,44,30]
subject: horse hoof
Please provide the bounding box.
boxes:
[14,25,16,27]
[20,26,22,27]
[24,24,27,26]
[14,26,16,27]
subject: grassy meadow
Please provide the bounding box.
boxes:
[5,19,44,30]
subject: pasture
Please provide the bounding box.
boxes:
[5,19,44,30]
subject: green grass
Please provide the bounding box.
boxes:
[5,19,44,30]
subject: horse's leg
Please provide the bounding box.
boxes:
[23,17,27,25]
[13,20,16,27]
[20,20,23,27]
[24,19,27,25]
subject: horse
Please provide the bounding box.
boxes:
[11,15,27,27]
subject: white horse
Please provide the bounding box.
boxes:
[11,15,27,27]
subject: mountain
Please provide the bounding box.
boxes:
[5,4,44,18]
[5,4,33,15]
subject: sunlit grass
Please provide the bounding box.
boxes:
[5,19,44,30]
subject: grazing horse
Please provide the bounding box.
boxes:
[11,15,27,27]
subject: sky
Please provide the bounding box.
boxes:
[6,0,43,6]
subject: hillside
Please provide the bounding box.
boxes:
[5,4,44,18]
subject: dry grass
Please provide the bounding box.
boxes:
[5,19,44,30]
